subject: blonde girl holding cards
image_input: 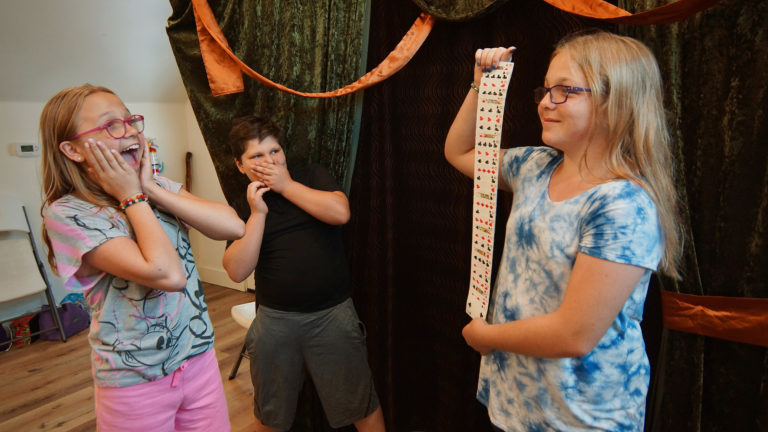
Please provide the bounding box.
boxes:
[39,84,244,431]
[445,31,682,431]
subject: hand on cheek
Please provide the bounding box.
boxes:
[83,139,141,201]
[138,135,156,192]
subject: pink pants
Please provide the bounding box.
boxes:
[94,349,230,432]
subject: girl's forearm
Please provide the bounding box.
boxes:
[445,89,480,177]
[146,186,245,240]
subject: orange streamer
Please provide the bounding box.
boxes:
[192,0,722,97]
[191,0,434,98]
[542,0,631,19]
[661,291,768,347]
[541,0,723,24]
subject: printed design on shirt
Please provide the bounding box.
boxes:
[55,198,213,380]
[477,147,661,431]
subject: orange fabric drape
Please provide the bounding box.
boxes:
[192,0,722,98]
[191,0,434,97]
[661,291,768,347]
[541,0,723,24]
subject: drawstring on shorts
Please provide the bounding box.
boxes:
[170,361,189,388]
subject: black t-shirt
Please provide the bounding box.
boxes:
[253,164,351,312]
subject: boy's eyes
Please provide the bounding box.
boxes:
[249,149,280,159]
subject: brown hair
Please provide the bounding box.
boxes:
[228,115,283,160]
[555,31,683,279]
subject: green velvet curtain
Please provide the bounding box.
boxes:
[166,0,368,217]
[619,0,768,430]
[410,0,510,20]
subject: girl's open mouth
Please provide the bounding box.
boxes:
[121,144,140,166]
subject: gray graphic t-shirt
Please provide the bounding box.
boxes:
[43,176,214,388]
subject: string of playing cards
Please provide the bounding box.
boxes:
[466,61,514,319]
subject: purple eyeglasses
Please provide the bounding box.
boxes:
[534,85,591,104]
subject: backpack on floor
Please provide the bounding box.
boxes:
[37,302,90,340]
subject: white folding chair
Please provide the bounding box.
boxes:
[228,301,256,379]
[0,194,66,349]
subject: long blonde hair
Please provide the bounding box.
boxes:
[39,84,120,270]
[555,31,683,279]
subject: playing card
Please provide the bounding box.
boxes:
[466,61,514,319]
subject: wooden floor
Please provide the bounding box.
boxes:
[0,283,257,431]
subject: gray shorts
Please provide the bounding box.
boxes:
[245,298,380,430]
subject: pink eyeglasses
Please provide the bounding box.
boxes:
[69,114,145,140]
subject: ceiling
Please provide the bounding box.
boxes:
[0,0,188,103]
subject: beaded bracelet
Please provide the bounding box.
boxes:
[470,81,480,93]
[120,192,148,210]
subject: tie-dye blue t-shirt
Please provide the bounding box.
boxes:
[43,176,214,388]
[477,147,662,431]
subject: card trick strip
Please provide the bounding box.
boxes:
[466,61,514,319]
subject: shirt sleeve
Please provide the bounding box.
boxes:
[153,175,183,194]
[501,146,558,192]
[152,175,191,230]
[579,182,663,271]
[43,199,131,291]
[306,164,343,192]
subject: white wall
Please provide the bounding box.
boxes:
[0,98,244,322]
[0,101,57,321]
[182,103,248,291]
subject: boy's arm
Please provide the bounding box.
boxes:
[222,212,266,283]
[255,162,350,226]
[222,182,269,282]
[281,182,350,226]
